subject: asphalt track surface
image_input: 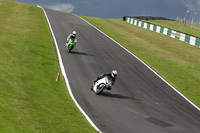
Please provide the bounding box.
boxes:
[44,8,200,133]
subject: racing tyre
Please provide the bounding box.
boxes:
[95,83,105,95]
[68,45,74,53]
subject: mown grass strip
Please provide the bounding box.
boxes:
[79,16,200,108]
[0,0,97,132]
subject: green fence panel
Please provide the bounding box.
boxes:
[167,29,171,36]
[147,23,150,30]
[141,21,144,28]
[153,25,157,31]
[137,20,139,26]
[132,19,135,25]
[160,27,164,34]
[185,35,190,43]
[195,38,200,47]
[129,18,132,23]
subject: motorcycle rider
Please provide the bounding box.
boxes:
[66,31,77,47]
[91,70,118,90]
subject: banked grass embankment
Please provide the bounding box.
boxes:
[0,0,97,132]
[80,16,200,108]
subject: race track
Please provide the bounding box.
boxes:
[44,8,200,133]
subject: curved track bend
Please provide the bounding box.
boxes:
[44,8,200,133]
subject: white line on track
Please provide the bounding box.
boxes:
[41,7,101,132]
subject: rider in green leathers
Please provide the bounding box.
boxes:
[66,31,77,47]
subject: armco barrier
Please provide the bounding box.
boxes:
[125,17,200,48]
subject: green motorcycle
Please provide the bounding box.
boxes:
[66,38,76,53]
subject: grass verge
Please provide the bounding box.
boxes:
[79,16,200,108]
[0,0,97,132]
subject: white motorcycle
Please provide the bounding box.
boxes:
[92,76,112,95]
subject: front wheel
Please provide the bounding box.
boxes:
[95,83,105,95]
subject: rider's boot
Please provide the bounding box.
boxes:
[107,86,112,90]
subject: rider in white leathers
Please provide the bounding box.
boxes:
[91,70,117,90]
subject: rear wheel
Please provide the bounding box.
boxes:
[95,83,105,95]
[68,45,74,53]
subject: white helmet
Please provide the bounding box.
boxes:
[72,31,76,35]
[111,70,117,78]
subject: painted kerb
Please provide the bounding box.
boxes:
[126,17,200,48]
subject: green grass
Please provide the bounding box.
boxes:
[1,0,200,132]
[145,20,200,38]
[79,16,200,108]
[0,0,97,132]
